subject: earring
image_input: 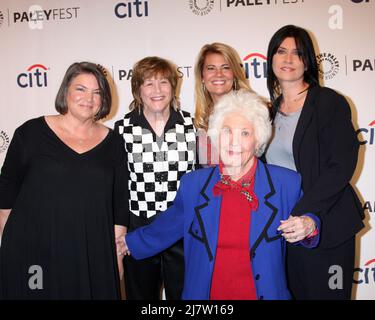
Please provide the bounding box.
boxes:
[233,79,238,91]
[202,82,206,92]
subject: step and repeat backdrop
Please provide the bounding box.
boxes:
[0,0,374,299]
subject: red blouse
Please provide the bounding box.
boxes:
[210,159,258,300]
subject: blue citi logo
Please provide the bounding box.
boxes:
[115,0,149,18]
[17,64,48,88]
[357,121,375,145]
[243,53,268,79]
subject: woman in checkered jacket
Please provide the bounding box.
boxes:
[114,56,197,300]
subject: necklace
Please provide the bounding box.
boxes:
[292,86,309,102]
[281,85,309,114]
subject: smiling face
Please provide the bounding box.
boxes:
[272,37,306,86]
[140,73,173,118]
[219,112,257,179]
[202,53,235,104]
[66,73,101,121]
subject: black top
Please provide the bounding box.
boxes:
[0,117,128,299]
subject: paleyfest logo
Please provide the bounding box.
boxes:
[226,0,305,8]
[11,5,80,30]
[316,52,340,80]
[13,6,80,23]
[117,65,193,81]
[0,11,4,27]
[353,58,375,72]
[363,200,375,214]
[0,10,4,28]
[0,130,10,153]
[189,0,215,16]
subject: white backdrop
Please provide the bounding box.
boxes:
[0,0,374,299]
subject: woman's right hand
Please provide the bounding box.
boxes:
[278,215,316,243]
[114,225,129,280]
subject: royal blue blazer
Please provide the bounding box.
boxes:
[126,160,319,300]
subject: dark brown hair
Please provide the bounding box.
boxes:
[55,62,112,121]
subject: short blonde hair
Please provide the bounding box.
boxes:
[207,89,271,157]
[194,43,251,131]
[130,56,180,111]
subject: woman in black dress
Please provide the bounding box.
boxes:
[0,62,128,299]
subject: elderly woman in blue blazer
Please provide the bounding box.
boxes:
[118,90,320,300]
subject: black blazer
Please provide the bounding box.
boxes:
[272,85,364,249]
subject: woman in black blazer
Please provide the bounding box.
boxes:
[265,25,365,299]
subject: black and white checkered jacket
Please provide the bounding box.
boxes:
[116,109,196,219]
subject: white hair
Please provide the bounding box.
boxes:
[207,89,271,157]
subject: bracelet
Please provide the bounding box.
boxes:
[306,227,318,238]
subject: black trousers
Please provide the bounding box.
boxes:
[287,236,356,300]
[123,214,184,300]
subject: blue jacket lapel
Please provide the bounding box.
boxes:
[189,167,221,262]
[250,161,280,257]
[189,162,281,262]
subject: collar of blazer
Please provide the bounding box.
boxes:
[292,84,320,172]
[188,161,280,262]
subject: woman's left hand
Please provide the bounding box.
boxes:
[114,225,128,280]
[278,215,316,243]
